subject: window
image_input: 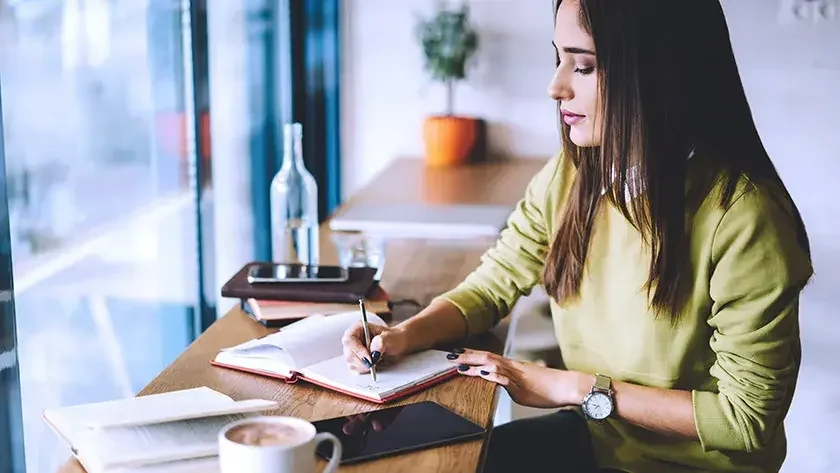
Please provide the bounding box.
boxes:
[0,0,341,470]
[0,0,211,470]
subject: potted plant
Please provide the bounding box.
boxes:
[415,1,482,167]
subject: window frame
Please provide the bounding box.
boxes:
[0,83,27,473]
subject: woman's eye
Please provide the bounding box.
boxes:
[574,66,595,75]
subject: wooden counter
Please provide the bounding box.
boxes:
[59,157,549,473]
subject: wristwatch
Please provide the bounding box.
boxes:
[581,373,615,422]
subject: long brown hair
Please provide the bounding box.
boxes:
[542,0,811,319]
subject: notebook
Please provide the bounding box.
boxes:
[42,387,278,473]
[328,203,512,239]
[211,312,458,403]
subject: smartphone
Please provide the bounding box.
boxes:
[246,263,349,284]
[312,401,486,464]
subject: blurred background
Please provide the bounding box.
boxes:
[0,0,837,472]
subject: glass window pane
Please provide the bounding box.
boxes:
[0,0,205,470]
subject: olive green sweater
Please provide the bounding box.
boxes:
[437,153,812,473]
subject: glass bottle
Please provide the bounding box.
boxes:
[270,123,319,265]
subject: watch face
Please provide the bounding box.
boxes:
[583,391,613,420]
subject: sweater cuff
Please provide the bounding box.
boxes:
[693,390,745,452]
[433,288,496,336]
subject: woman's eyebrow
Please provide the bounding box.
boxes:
[552,41,595,56]
[564,46,595,55]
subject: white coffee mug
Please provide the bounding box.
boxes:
[218,416,342,473]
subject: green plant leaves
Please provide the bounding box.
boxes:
[415,2,480,83]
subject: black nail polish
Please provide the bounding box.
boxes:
[480,370,490,376]
[458,364,469,372]
[451,348,465,354]
[370,351,381,364]
[361,357,371,368]
[446,353,459,360]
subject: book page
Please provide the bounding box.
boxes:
[221,311,386,369]
[79,413,248,470]
[90,398,277,429]
[302,349,456,400]
[44,386,277,470]
[45,387,234,441]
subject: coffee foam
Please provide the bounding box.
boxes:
[226,422,310,447]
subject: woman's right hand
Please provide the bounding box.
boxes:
[341,322,411,373]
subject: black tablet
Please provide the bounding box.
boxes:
[312,401,487,464]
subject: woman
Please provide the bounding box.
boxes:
[341,1,813,472]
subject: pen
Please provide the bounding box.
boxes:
[358,298,377,383]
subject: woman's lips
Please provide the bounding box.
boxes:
[561,110,586,126]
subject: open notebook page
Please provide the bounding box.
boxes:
[302,349,456,400]
[220,311,387,369]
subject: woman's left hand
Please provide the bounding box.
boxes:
[447,348,583,409]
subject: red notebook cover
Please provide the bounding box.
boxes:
[209,360,458,404]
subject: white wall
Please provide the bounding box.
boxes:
[340,0,557,199]
[340,0,840,234]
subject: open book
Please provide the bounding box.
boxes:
[43,387,277,473]
[211,311,458,403]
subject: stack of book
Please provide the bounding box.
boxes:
[221,263,392,327]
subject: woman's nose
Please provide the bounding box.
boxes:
[547,67,571,102]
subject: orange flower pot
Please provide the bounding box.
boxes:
[422,115,480,167]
